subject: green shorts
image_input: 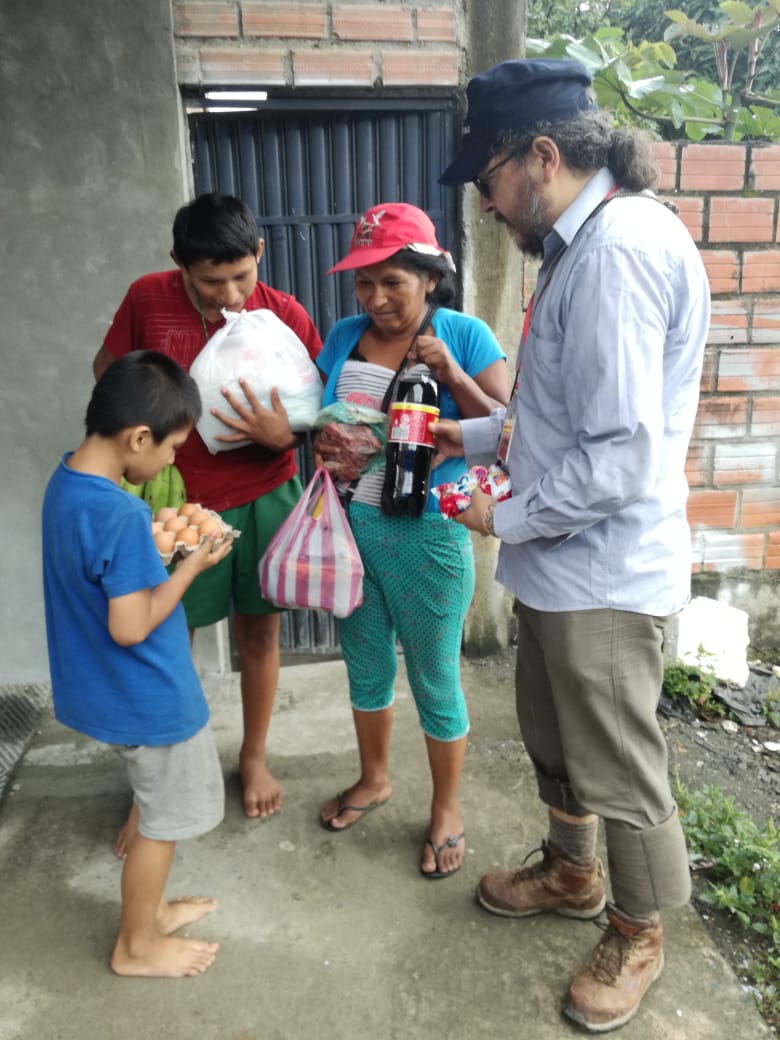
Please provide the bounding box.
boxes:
[182,477,303,628]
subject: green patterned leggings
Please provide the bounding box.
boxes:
[339,503,475,741]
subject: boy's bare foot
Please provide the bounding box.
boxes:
[111,934,219,978]
[158,896,219,935]
[239,753,282,818]
[320,780,392,831]
[114,803,139,860]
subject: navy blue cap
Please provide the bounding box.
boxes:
[440,58,597,185]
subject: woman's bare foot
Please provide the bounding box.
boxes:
[421,809,465,877]
[239,752,282,819]
[114,803,139,860]
[320,780,392,831]
[157,896,219,935]
[111,933,219,978]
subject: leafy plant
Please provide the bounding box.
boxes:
[526,0,780,141]
[665,0,780,138]
[663,649,726,718]
[763,682,780,728]
[674,775,780,1030]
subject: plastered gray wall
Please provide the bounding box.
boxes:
[0,0,188,681]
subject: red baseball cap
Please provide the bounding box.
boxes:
[328,203,455,274]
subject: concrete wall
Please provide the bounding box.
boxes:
[0,0,188,681]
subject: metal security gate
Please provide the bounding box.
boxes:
[188,97,459,654]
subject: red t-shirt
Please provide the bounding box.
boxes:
[103,270,322,512]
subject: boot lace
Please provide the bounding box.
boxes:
[588,921,633,987]
[510,839,552,883]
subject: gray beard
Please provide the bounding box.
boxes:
[495,185,551,260]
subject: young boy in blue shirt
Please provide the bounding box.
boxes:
[42,351,233,977]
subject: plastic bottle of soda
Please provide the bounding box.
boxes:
[381,363,440,518]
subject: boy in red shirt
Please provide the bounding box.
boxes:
[94,193,322,837]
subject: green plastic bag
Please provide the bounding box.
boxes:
[120,464,187,515]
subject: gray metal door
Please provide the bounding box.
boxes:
[188,97,459,654]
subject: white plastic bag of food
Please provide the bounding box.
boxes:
[189,308,322,453]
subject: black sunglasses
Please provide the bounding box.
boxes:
[472,153,515,199]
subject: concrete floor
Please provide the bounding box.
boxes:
[0,655,771,1040]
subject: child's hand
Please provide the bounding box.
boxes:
[176,533,233,574]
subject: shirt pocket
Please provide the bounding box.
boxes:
[518,331,570,432]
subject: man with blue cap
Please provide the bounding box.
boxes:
[434,58,711,1032]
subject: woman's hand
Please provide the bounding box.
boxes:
[409,334,457,384]
[312,429,351,478]
[212,379,297,452]
[412,333,510,418]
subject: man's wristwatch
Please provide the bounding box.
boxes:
[483,502,496,537]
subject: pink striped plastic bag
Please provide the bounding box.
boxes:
[258,467,364,618]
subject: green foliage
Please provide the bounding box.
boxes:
[525,0,780,141]
[664,0,780,137]
[674,776,780,1030]
[663,651,726,718]
[763,683,780,727]
[527,0,627,40]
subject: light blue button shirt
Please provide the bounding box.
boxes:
[462,167,711,615]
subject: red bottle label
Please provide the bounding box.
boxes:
[388,402,439,447]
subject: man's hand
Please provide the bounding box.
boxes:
[453,486,492,535]
[429,418,463,459]
[212,379,297,452]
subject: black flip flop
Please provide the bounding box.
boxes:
[320,791,389,832]
[421,832,465,879]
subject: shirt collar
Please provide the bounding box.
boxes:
[549,167,617,250]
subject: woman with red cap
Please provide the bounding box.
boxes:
[316,203,508,878]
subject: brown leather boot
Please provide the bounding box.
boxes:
[564,903,664,1032]
[476,840,606,919]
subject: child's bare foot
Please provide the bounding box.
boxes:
[114,804,139,860]
[158,896,219,935]
[111,933,219,978]
[239,752,282,819]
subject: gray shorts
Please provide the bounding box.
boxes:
[112,722,225,842]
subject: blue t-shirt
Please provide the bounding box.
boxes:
[41,455,209,745]
[318,308,505,512]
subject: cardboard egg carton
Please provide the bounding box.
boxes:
[152,504,240,564]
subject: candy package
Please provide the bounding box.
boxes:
[432,463,511,519]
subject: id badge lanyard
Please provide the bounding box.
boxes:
[497,259,559,465]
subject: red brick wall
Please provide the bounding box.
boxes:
[173,1,461,87]
[171,7,780,580]
[654,142,780,575]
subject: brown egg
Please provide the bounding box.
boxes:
[198,517,223,539]
[177,526,200,548]
[151,520,164,534]
[154,530,176,554]
[178,502,201,519]
[155,506,179,523]
[164,516,189,534]
[189,510,210,527]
